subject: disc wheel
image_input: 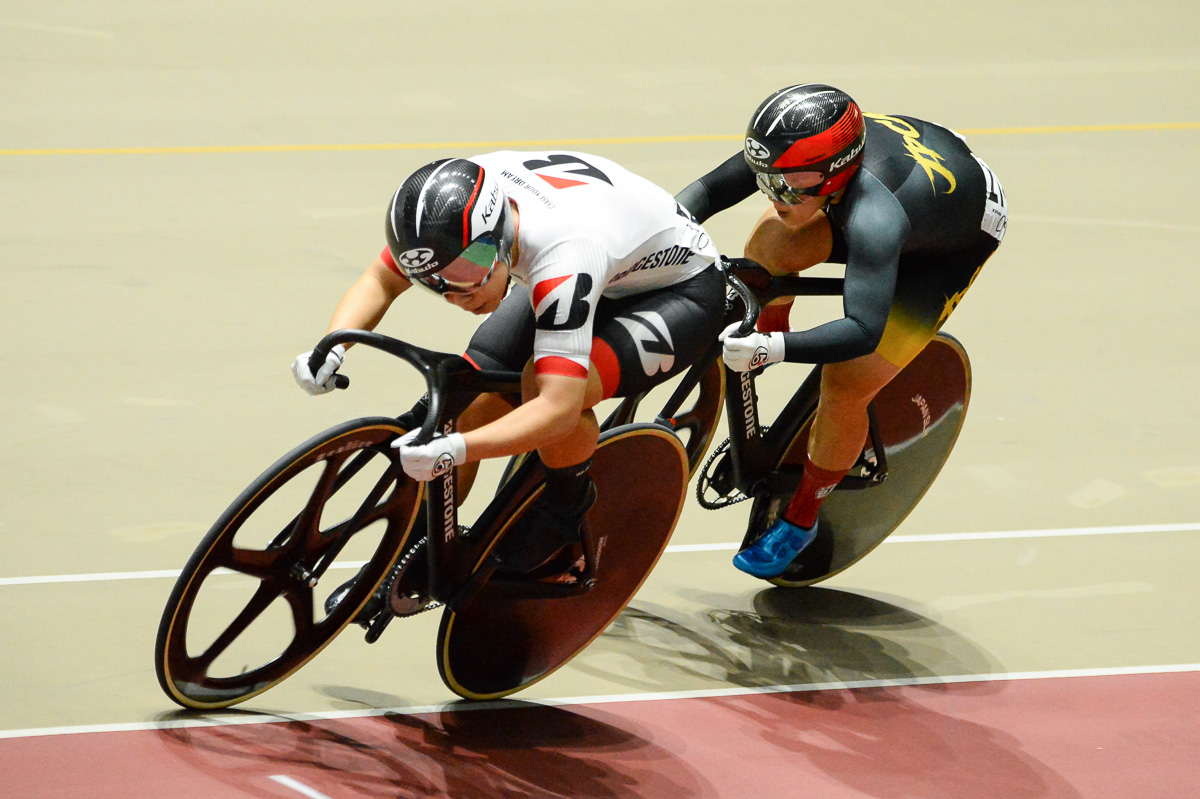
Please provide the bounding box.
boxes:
[747,334,972,587]
[155,417,420,709]
[437,424,688,700]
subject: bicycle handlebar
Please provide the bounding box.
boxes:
[726,257,845,303]
[308,330,522,446]
[719,256,760,337]
[306,351,351,390]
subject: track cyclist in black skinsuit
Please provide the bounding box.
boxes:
[675,83,1008,579]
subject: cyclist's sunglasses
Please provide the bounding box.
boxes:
[755,171,827,205]
[413,233,502,295]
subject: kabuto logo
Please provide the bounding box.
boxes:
[745,137,770,165]
[748,345,770,370]
[398,247,438,275]
[478,182,500,225]
[533,273,593,331]
[830,139,865,170]
[615,311,675,377]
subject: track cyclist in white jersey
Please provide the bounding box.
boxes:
[292,152,726,623]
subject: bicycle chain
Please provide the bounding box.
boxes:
[695,428,768,510]
[386,533,446,618]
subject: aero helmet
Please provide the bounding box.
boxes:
[385,158,511,294]
[743,84,866,202]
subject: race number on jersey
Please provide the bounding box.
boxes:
[972,154,1008,242]
[523,154,614,190]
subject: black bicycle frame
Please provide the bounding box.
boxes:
[311,331,525,602]
[310,329,604,618]
[649,266,888,502]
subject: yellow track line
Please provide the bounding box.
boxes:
[2,122,1197,157]
[963,121,1200,135]
[0,134,736,157]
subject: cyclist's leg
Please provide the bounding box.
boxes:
[496,266,725,571]
[805,241,995,472]
[744,204,834,275]
[491,362,604,573]
[808,354,901,471]
[520,264,725,466]
[454,284,535,494]
[738,244,996,577]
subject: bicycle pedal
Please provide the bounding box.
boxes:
[363,610,394,644]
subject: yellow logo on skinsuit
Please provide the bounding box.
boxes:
[935,264,983,329]
[866,113,957,194]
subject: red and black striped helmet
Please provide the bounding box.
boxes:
[743,84,866,198]
[385,158,510,294]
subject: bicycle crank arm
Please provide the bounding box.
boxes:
[364,608,394,644]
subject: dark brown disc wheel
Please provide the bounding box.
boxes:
[437,424,689,700]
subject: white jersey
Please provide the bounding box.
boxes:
[469,151,718,379]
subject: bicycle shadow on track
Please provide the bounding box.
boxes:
[152,700,716,799]
[582,586,1004,693]
[572,588,1083,799]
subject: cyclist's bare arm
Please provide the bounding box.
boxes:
[459,371,597,463]
[326,256,413,339]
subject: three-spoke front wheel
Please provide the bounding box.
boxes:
[155,417,420,709]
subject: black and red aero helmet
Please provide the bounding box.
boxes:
[385,158,510,294]
[743,84,866,197]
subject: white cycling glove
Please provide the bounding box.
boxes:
[719,322,786,372]
[392,429,468,482]
[291,344,346,395]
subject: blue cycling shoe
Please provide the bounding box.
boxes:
[733,518,818,579]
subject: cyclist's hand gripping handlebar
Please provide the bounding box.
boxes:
[306,344,351,391]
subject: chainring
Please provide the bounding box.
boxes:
[385,534,443,618]
[696,436,751,510]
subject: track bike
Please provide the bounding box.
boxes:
[666,260,972,587]
[154,303,721,710]
[155,258,971,710]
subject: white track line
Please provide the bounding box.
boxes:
[269,776,335,799]
[1,663,1197,741]
[1,523,1197,588]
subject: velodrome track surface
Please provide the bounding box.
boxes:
[2,3,1198,796]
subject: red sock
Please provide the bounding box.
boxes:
[783,456,850,529]
[757,299,794,333]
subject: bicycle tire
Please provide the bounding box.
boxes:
[155,417,420,709]
[745,334,972,588]
[436,424,688,700]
